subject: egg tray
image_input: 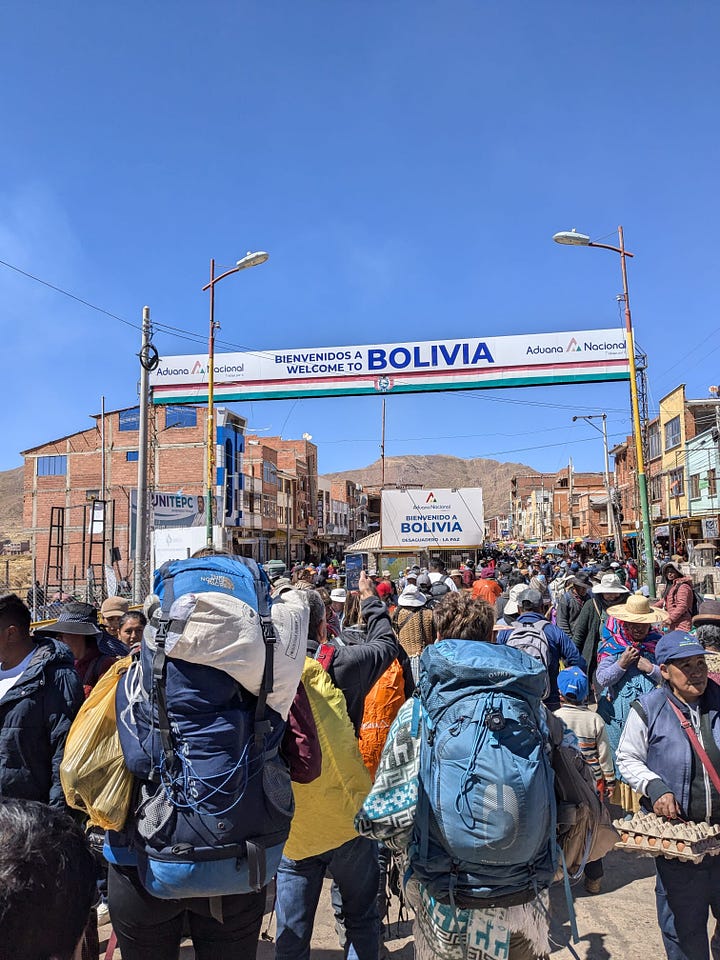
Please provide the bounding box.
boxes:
[613,811,720,863]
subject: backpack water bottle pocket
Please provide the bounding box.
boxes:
[262,755,294,821]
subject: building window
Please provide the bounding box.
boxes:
[648,423,661,460]
[37,455,67,476]
[166,406,198,429]
[126,451,139,462]
[664,416,681,452]
[709,469,717,497]
[263,461,277,485]
[669,468,684,498]
[690,474,701,499]
[119,407,140,431]
[650,475,663,502]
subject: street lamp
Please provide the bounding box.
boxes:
[554,226,655,596]
[202,251,269,547]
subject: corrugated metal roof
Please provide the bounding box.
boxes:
[345,530,382,552]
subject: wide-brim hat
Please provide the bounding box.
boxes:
[330,588,347,603]
[610,593,669,625]
[568,574,591,589]
[398,585,427,608]
[662,561,683,578]
[693,599,720,627]
[36,601,101,636]
[594,574,630,596]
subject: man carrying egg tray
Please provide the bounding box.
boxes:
[616,631,720,960]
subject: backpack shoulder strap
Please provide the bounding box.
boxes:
[151,613,175,780]
[237,557,277,748]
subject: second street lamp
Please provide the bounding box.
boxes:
[202,251,269,547]
[554,227,655,596]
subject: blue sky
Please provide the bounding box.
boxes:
[1,2,719,481]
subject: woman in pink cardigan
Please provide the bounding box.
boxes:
[656,560,695,631]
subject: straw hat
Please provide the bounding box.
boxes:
[610,592,669,624]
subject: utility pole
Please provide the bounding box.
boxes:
[133,307,151,602]
[380,397,386,488]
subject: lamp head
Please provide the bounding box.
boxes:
[236,251,269,270]
[553,230,591,246]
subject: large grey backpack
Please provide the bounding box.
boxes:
[506,620,550,697]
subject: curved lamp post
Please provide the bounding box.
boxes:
[202,251,269,547]
[554,227,655,596]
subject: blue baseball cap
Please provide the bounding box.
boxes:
[557,666,589,702]
[655,631,709,665]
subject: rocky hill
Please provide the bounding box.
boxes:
[0,466,23,542]
[323,454,537,518]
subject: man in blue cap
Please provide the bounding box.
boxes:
[617,631,720,960]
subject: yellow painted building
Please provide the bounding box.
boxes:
[659,384,691,522]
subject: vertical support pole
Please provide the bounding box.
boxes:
[134,306,151,603]
[380,397,386,489]
[620,226,656,597]
[206,259,216,547]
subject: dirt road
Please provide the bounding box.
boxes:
[99,847,666,959]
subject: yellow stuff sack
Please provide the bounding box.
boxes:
[284,658,371,861]
[60,655,133,830]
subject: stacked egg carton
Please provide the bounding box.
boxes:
[613,811,720,863]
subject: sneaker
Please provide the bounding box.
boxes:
[584,877,602,895]
[96,901,111,924]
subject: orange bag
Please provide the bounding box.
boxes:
[359,659,406,778]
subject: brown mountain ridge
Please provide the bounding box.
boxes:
[323,455,538,518]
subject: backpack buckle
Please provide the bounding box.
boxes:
[486,709,506,732]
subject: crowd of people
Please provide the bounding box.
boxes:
[0,545,719,960]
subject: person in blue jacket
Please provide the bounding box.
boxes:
[497,587,586,708]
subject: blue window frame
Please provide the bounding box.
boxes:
[166,406,198,429]
[119,407,140,431]
[126,450,139,462]
[37,455,67,476]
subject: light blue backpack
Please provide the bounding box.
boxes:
[410,640,557,907]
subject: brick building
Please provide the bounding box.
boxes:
[22,404,246,596]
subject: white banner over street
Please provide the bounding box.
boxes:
[381,488,485,549]
[150,328,630,403]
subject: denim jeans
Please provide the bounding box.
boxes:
[275,835,380,960]
[655,855,720,960]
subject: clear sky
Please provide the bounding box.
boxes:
[1,2,719,479]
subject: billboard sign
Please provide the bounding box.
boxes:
[150,328,630,404]
[381,488,485,549]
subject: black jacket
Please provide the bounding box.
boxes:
[307,596,399,735]
[0,639,85,808]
